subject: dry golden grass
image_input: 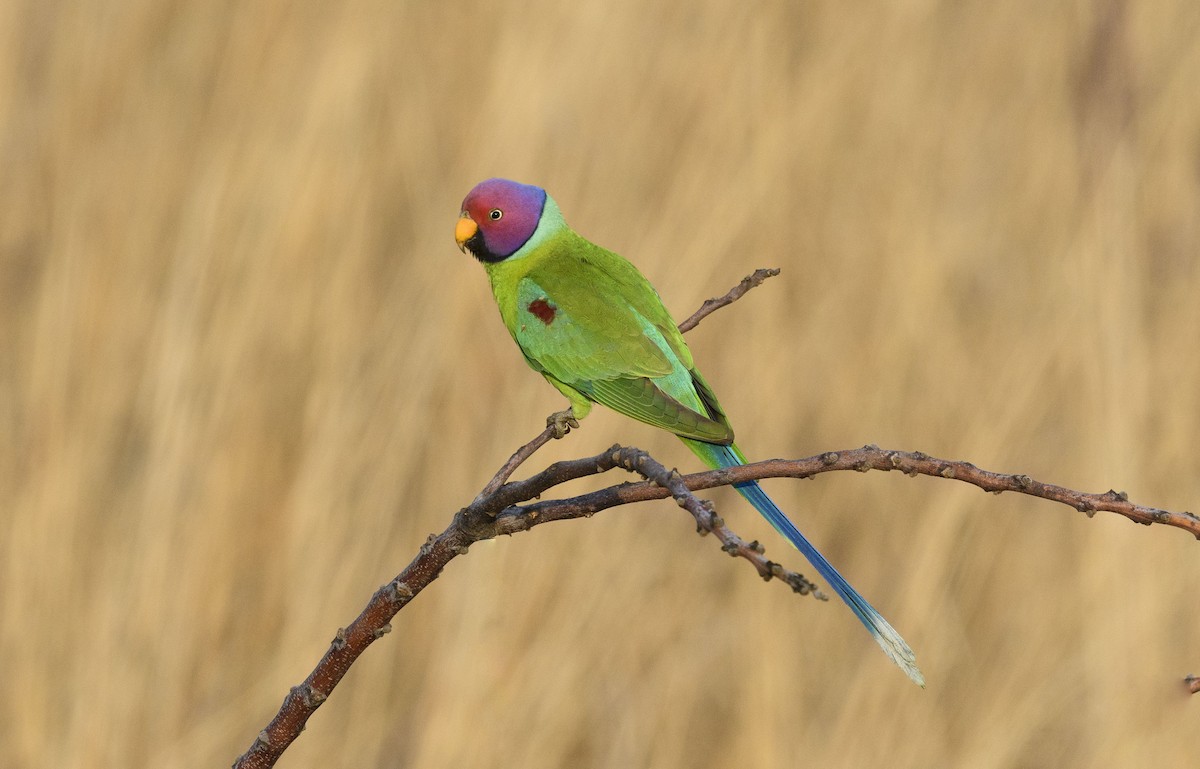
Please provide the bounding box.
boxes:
[3,1,1199,766]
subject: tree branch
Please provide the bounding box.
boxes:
[234,443,1200,766]
[233,269,1198,767]
[677,267,780,333]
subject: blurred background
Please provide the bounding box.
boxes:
[3,1,1198,767]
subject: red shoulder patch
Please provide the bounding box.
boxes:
[527,298,557,325]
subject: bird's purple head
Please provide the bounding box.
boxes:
[455,178,547,262]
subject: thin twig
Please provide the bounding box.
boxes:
[678,267,780,332]
[473,424,557,503]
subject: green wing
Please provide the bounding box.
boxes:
[512,235,734,444]
[587,368,734,444]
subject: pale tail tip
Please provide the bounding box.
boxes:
[903,659,926,689]
[874,626,925,688]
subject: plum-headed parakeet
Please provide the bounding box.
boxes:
[455,178,923,686]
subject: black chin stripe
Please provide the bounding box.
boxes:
[466,231,506,263]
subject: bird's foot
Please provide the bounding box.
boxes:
[546,409,580,439]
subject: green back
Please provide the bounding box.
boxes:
[484,225,734,444]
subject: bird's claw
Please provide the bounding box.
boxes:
[546,409,580,439]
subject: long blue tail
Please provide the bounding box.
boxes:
[684,439,924,686]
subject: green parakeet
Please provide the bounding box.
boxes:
[455,178,923,686]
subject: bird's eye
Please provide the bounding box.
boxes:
[489,209,503,220]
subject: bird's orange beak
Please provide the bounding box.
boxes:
[455,214,477,253]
